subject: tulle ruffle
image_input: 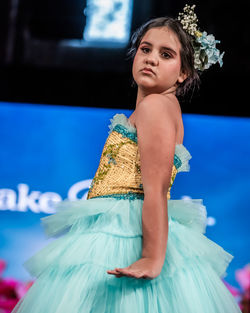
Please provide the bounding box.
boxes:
[23,197,233,284]
[108,113,137,135]
[12,196,242,313]
[174,143,192,172]
[14,258,241,313]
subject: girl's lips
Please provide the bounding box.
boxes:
[141,68,155,75]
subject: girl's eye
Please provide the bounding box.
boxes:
[162,52,171,59]
[140,47,171,59]
[141,47,150,53]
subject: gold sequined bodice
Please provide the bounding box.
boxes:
[87,113,191,200]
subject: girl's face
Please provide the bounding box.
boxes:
[132,26,187,94]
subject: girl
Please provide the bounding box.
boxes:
[12,5,242,313]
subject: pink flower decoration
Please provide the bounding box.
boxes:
[0,258,34,313]
[0,260,6,277]
[15,281,34,299]
[235,263,250,292]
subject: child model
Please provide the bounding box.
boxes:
[12,5,242,313]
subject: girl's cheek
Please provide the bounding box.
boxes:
[132,55,139,74]
[133,54,138,65]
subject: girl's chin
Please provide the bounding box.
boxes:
[136,81,157,90]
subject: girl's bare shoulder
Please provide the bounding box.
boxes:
[139,93,181,112]
[135,93,184,144]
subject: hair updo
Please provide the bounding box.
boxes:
[126,17,201,97]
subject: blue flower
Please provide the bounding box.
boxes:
[196,31,224,70]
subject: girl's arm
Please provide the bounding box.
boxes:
[107,94,178,279]
[138,94,177,269]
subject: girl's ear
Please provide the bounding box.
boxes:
[177,71,188,84]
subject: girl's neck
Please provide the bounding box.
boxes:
[135,86,177,110]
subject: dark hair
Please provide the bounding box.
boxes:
[126,17,201,97]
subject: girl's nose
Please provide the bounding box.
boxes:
[145,53,159,66]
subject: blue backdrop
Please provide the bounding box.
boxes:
[0,101,249,289]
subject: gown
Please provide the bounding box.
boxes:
[11,113,242,313]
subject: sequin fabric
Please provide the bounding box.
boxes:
[87,113,187,201]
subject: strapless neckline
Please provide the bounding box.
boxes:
[108,112,192,173]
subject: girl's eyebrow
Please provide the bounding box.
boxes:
[140,40,177,56]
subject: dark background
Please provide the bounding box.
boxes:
[0,0,249,116]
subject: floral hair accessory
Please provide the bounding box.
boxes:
[178,4,225,71]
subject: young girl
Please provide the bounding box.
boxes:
[12,5,242,313]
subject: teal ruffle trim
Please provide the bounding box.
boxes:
[108,113,137,136]
[90,192,144,200]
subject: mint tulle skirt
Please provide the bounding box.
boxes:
[11,197,242,313]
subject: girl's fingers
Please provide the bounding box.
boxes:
[107,269,127,278]
[109,268,133,277]
[116,268,142,278]
[107,269,120,274]
[107,268,148,279]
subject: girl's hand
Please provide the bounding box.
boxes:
[106,257,163,280]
